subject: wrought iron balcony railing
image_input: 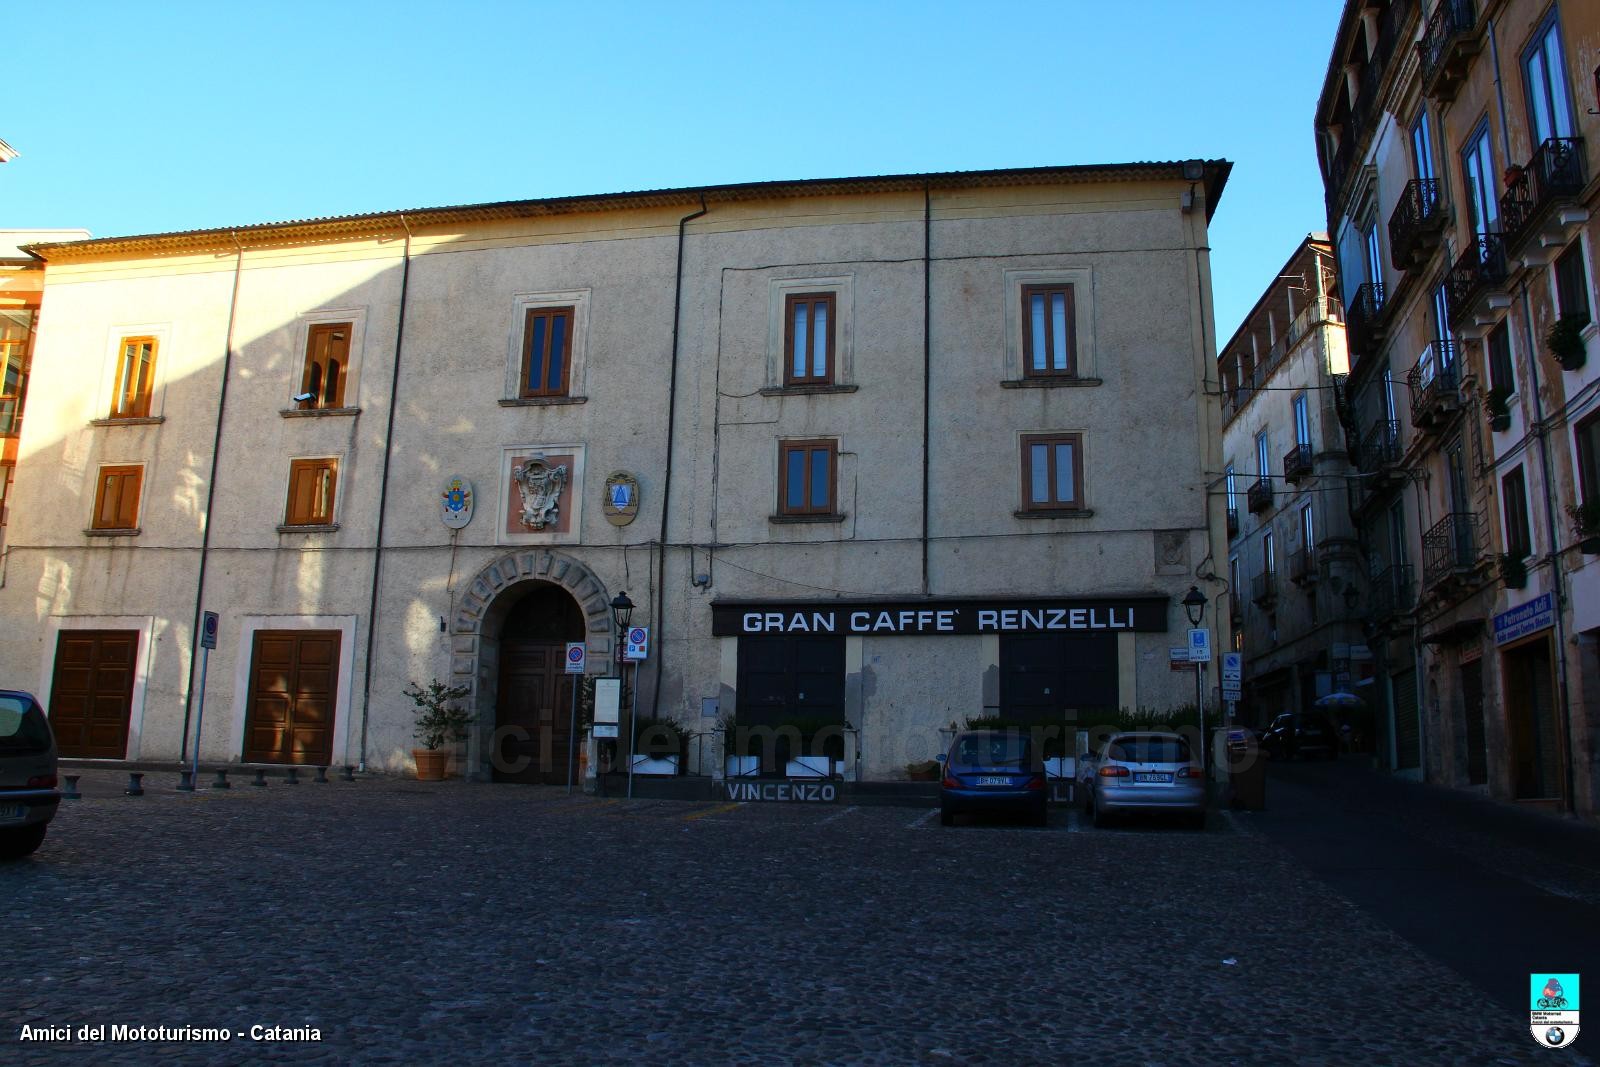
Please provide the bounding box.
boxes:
[1445,233,1507,329]
[1388,178,1445,271]
[1347,282,1387,357]
[1369,563,1415,620]
[1247,476,1273,514]
[1251,568,1277,606]
[1357,419,1402,475]
[1500,137,1587,254]
[1284,444,1313,484]
[1407,342,1460,430]
[1418,0,1478,102]
[1226,507,1239,539]
[1289,546,1319,585]
[1423,510,1488,589]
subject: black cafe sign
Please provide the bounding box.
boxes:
[711,597,1168,637]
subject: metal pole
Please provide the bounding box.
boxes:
[1196,661,1206,772]
[190,646,209,790]
[566,676,578,795]
[626,659,639,799]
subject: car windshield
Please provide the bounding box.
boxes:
[0,696,51,754]
[954,733,1031,766]
[1107,736,1191,763]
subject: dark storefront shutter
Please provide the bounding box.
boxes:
[1393,668,1420,770]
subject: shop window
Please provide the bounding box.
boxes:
[91,464,142,531]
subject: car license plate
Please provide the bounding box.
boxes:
[976,776,1011,786]
[0,804,26,822]
[1134,773,1173,784]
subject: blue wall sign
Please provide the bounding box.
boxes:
[1493,592,1555,647]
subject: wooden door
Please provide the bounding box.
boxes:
[243,630,340,765]
[49,630,138,758]
[495,640,575,784]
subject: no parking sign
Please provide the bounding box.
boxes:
[624,627,649,661]
[564,642,586,675]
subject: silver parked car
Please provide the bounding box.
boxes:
[1079,731,1205,829]
[0,690,61,859]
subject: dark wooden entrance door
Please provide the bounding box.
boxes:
[735,635,846,775]
[1000,631,1119,725]
[495,642,577,784]
[1505,636,1561,799]
[49,630,138,758]
[1460,658,1487,785]
[243,630,340,765]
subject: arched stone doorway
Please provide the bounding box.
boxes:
[492,585,585,784]
[450,550,616,781]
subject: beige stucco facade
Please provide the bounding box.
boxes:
[0,163,1231,781]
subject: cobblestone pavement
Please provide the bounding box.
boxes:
[1,767,1582,1065]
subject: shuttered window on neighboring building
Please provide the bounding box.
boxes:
[1487,321,1514,395]
[284,458,338,527]
[1555,242,1591,325]
[1502,465,1532,559]
[91,464,142,531]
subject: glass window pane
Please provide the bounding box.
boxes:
[547,315,566,391]
[1030,443,1049,502]
[785,449,804,509]
[1051,293,1068,371]
[0,399,14,435]
[2,352,19,395]
[809,448,829,509]
[1527,49,1553,143]
[793,304,808,378]
[1030,295,1047,371]
[527,318,546,391]
[1054,442,1074,502]
[812,303,828,378]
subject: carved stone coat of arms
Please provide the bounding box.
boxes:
[512,454,568,529]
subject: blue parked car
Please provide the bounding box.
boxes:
[939,730,1047,827]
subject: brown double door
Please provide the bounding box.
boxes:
[49,630,138,758]
[495,640,576,785]
[243,630,339,766]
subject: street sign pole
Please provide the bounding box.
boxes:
[564,642,584,794]
[190,611,218,792]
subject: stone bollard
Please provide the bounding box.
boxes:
[177,769,196,792]
[125,772,144,797]
[63,775,82,800]
[212,770,230,790]
[314,766,329,784]
[284,767,300,785]
[252,769,268,787]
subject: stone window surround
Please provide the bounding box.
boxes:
[1002,267,1096,385]
[97,323,171,423]
[282,453,343,530]
[289,307,368,415]
[506,289,590,403]
[767,275,854,391]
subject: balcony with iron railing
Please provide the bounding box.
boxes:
[1422,510,1488,590]
[1283,444,1313,485]
[1500,137,1587,254]
[1346,282,1387,357]
[1247,476,1273,514]
[1226,506,1239,539]
[1251,567,1277,606]
[1369,563,1415,620]
[1407,342,1460,430]
[1445,233,1507,329]
[1388,178,1446,272]
[1289,546,1319,585]
[1357,419,1403,476]
[1418,0,1479,103]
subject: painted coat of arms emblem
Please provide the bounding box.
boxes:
[513,455,568,529]
[439,475,474,530]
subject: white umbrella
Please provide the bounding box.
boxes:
[1314,691,1363,709]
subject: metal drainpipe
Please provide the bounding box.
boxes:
[179,232,245,762]
[357,214,413,772]
[1515,277,1577,811]
[922,182,932,595]
[649,196,708,722]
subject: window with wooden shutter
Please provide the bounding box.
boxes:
[0,309,33,437]
[284,458,338,527]
[300,323,351,409]
[520,307,574,398]
[1020,433,1084,511]
[91,465,142,531]
[110,336,157,419]
[1021,285,1077,378]
[783,293,836,385]
[777,439,837,517]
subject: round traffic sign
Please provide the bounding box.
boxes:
[628,627,646,645]
[566,645,584,665]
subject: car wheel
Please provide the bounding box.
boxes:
[0,823,47,860]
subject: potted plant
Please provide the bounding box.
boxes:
[1546,314,1589,370]
[1499,552,1527,590]
[721,714,759,778]
[631,717,687,775]
[1568,500,1600,555]
[403,678,473,781]
[1483,385,1511,433]
[780,716,844,778]
[905,759,941,781]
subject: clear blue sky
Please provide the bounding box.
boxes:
[6,0,1341,342]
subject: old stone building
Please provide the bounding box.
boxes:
[1316,0,1600,817]
[0,161,1232,783]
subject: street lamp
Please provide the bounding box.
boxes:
[1182,585,1209,770]
[611,591,635,797]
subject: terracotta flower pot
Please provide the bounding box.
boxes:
[413,748,450,781]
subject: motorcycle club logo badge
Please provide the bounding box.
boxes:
[1530,974,1580,1048]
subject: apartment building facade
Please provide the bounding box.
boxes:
[1219,236,1370,733]
[0,162,1233,783]
[1316,0,1600,817]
